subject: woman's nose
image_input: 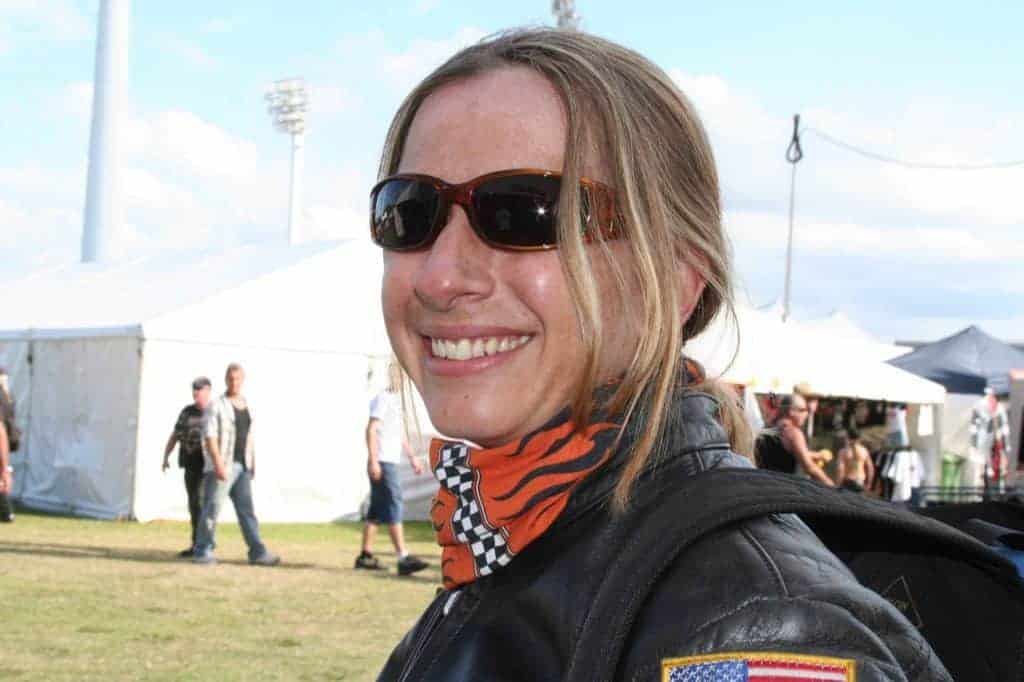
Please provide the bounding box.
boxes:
[411,206,495,312]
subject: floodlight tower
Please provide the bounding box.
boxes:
[552,0,581,29]
[265,78,309,245]
[81,0,131,263]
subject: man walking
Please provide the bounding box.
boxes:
[355,363,428,576]
[162,376,212,557]
[193,363,279,566]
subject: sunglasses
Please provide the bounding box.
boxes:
[369,168,618,252]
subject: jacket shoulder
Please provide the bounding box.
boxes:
[618,513,950,681]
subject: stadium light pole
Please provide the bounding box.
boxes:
[265,78,309,245]
[81,0,131,263]
[552,0,581,29]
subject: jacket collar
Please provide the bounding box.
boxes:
[558,391,732,523]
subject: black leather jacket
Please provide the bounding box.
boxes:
[378,393,951,681]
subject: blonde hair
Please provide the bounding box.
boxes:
[385,360,403,394]
[381,28,747,507]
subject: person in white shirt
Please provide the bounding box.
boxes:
[355,362,429,576]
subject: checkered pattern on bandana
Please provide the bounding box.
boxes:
[429,415,620,587]
[434,442,514,577]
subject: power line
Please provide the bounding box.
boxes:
[802,126,1024,171]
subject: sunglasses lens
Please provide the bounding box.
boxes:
[371,178,441,250]
[472,174,561,248]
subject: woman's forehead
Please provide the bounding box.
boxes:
[399,67,567,180]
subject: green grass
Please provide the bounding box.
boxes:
[0,510,442,680]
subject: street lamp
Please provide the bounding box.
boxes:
[265,78,309,245]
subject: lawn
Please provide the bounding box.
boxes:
[0,510,442,681]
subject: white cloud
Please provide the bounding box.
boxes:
[125,110,263,183]
[878,315,1024,345]
[726,209,1024,264]
[671,69,1024,255]
[303,166,373,243]
[666,69,1024,338]
[0,0,91,44]
[381,27,488,93]
[1,100,372,275]
[0,196,75,246]
[159,37,218,69]
[311,84,358,116]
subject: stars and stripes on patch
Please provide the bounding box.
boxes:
[662,652,855,682]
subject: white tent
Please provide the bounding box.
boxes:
[687,304,947,481]
[802,310,911,362]
[687,304,946,405]
[0,239,402,522]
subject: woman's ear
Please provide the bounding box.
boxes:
[678,259,707,325]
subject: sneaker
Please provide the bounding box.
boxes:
[249,552,281,567]
[193,553,217,565]
[177,548,195,558]
[398,555,429,576]
[354,552,382,570]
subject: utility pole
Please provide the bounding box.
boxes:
[782,114,803,322]
[552,0,580,29]
[265,79,310,245]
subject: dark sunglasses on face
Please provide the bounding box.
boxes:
[369,168,619,251]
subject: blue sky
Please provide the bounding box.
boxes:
[2,0,1022,342]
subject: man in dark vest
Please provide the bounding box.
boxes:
[757,394,835,486]
[163,376,213,557]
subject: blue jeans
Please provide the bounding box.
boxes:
[194,462,268,560]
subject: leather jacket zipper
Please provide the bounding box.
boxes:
[397,594,448,682]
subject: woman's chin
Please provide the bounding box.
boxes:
[427,402,525,448]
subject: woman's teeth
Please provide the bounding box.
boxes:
[430,335,531,361]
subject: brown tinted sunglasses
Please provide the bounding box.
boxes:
[369,168,619,251]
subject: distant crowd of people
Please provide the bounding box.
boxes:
[159,361,427,576]
[162,363,279,566]
[1,357,430,576]
[756,384,875,493]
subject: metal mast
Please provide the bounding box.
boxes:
[552,0,580,29]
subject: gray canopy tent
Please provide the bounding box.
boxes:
[889,326,1024,396]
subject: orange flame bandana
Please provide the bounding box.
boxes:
[430,417,620,589]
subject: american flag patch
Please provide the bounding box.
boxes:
[662,652,855,681]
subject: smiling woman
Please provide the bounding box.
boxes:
[370,28,950,682]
